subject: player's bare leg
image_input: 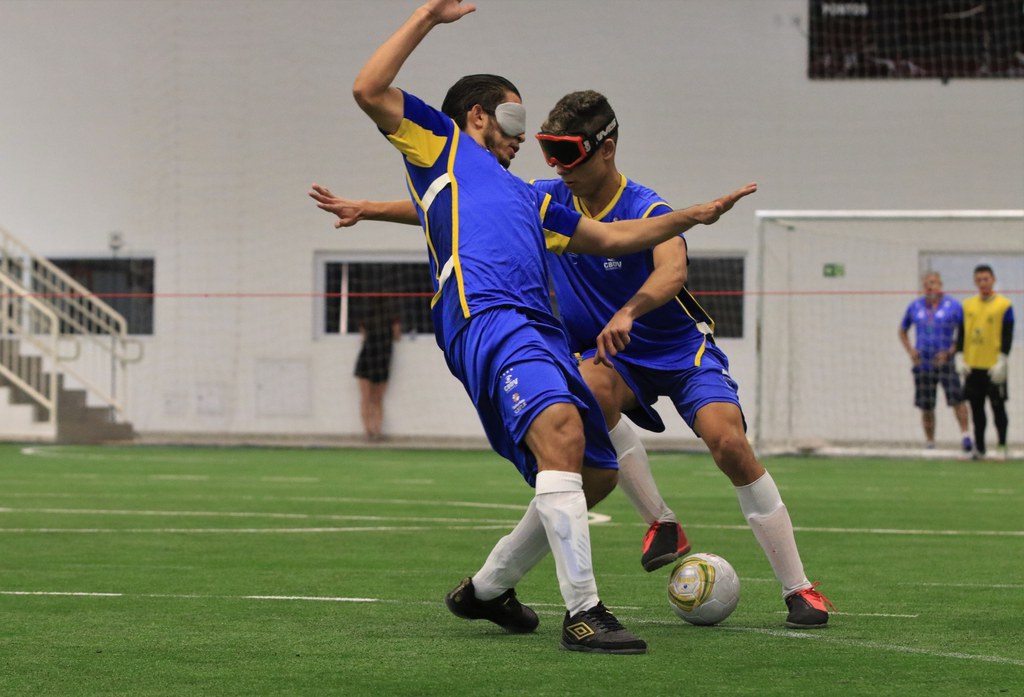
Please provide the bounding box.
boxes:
[954,402,972,453]
[581,467,617,509]
[921,409,936,448]
[524,403,647,653]
[694,402,832,628]
[453,402,646,653]
[358,378,376,440]
[579,359,688,571]
[366,381,387,440]
[522,403,599,614]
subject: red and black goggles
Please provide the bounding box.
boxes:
[535,116,617,169]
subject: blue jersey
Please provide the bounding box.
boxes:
[384,91,582,351]
[900,295,962,370]
[531,175,714,370]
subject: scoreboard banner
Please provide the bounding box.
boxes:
[808,0,1024,80]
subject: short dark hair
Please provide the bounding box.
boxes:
[974,264,995,276]
[541,90,619,142]
[441,74,520,130]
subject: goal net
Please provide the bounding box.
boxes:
[753,210,1023,456]
[808,0,1024,80]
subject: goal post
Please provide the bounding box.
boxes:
[753,209,1024,456]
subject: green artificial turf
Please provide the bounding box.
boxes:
[0,443,1021,695]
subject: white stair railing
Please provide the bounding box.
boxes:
[0,274,59,425]
[0,225,142,417]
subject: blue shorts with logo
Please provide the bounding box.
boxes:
[445,307,618,487]
[578,340,744,439]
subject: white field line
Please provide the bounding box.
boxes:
[0,492,532,512]
[0,506,1019,537]
[18,446,254,465]
[0,526,515,533]
[2,590,1019,667]
[720,576,1024,592]
[917,582,1024,589]
[149,475,210,481]
[722,626,1024,668]
[689,523,1024,538]
[638,620,1024,667]
[0,507,520,524]
[0,506,612,526]
[0,590,639,611]
[262,496,529,511]
[260,477,321,483]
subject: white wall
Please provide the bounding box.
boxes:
[1,0,1021,445]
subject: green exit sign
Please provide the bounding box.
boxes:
[823,263,845,278]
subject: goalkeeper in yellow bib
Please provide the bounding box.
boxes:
[956,265,1015,460]
[325,0,756,654]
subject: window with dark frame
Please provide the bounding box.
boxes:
[323,257,745,339]
[323,261,434,335]
[687,257,745,339]
[44,258,155,336]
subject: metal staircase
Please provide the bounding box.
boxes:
[0,225,141,443]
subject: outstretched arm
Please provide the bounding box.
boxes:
[352,0,476,134]
[565,183,757,257]
[308,184,420,227]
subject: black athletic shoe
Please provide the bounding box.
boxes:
[641,521,692,572]
[560,602,647,654]
[784,583,834,629]
[444,577,539,634]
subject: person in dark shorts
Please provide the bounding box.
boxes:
[898,271,972,452]
[956,265,1015,460]
[354,298,400,440]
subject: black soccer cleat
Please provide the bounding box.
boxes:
[444,577,539,634]
[560,602,647,654]
[784,583,835,629]
[641,520,691,572]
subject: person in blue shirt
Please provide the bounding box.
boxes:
[899,271,972,452]
[533,90,831,629]
[312,0,756,654]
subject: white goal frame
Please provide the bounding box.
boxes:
[752,209,1024,457]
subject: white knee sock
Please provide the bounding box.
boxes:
[734,471,811,598]
[608,420,675,526]
[471,499,550,601]
[534,470,599,615]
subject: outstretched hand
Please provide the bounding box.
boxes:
[309,183,366,228]
[423,0,476,25]
[692,182,758,225]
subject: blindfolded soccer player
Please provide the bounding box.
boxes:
[312,0,757,654]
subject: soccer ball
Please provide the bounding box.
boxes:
[667,552,741,626]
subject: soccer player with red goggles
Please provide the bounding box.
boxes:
[535,116,618,169]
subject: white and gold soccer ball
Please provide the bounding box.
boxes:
[667,552,741,626]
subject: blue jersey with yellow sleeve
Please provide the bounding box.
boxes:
[384,91,582,350]
[531,175,714,370]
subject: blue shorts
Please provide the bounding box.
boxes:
[578,340,744,437]
[445,307,617,486]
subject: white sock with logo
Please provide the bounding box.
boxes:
[534,469,599,615]
[471,499,550,601]
[734,471,811,598]
[608,419,675,525]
